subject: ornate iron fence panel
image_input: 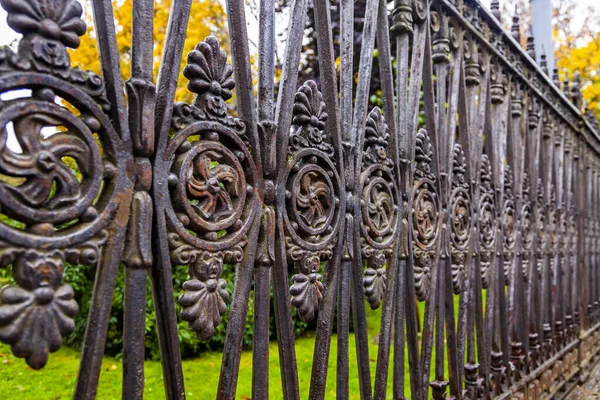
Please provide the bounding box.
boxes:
[1,0,600,399]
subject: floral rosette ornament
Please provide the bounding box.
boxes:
[479,154,496,288]
[450,143,471,294]
[520,173,534,283]
[412,128,439,301]
[282,80,342,322]
[359,108,397,310]
[165,37,258,341]
[534,178,546,279]
[502,165,517,285]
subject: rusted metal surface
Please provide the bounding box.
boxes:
[2,0,600,399]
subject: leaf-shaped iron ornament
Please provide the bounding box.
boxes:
[289,80,333,156]
[359,108,397,309]
[283,81,342,322]
[479,153,496,289]
[362,252,387,310]
[0,251,77,369]
[450,143,471,294]
[178,251,230,341]
[0,0,86,75]
[0,234,104,370]
[183,36,235,117]
[165,37,259,341]
[290,254,324,323]
[413,128,438,301]
[363,108,394,169]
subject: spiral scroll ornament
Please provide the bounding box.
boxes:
[479,154,496,289]
[450,143,471,294]
[521,173,534,282]
[568,197,578,311]
[548,185,558,257]
[0,0,126,368]
[283,81,342,322]
[165,37,259,340]
[503,166,517,285]
[359,108,398,310]
[535,179,546,279]
[413,128,438,301]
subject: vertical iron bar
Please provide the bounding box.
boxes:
[271,0,308,397]
[221,0,266,398]
[420,21,444,399]
[150,0,193,398]
[347,0,383,398]
[307,0,347,398]
[337,0,354,397]
[75,1,135,398]
[74,211,133,399]
[446,47,464,397]
[122,1,155,398]
[89,0,131,144]
[372,0,402,398]
[405,15,429,400]
[122,268,149,400]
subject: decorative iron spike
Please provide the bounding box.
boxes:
[491,0,501,22]
[563,72,570,97]
[571,70,583,108]
[526,25,536,60]
[540,47,548,75]
[432,11,450,64]
[511,5,521,43]
[391,0,413,35]
[553,68,561,88]
[584,102,599,129]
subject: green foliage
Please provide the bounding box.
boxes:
[31,261,308,360]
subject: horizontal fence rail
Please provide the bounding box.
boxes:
[0,0,600,399]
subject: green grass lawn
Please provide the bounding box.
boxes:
[0,332,394,399]
[0,306,406,399]
[0,296,469,399]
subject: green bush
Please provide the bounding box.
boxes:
[0,217,310,360]
[0,261,310,360]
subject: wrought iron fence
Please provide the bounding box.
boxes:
[0,0,599,399]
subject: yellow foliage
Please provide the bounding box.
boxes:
[69,0,229,103]
[556,35,600,119]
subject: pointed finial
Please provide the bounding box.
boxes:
[584,101,595,120]
[511,5,521,43]
[540,46,548,75]
[526,25,536,60]
[491,0,501,22]
[552,68,560,88]
[583,101,599,131]
[571,71,583,108]
[563,72,570,96]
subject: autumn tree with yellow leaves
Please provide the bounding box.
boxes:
[70,0,229,103]
[501,0,600,118]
